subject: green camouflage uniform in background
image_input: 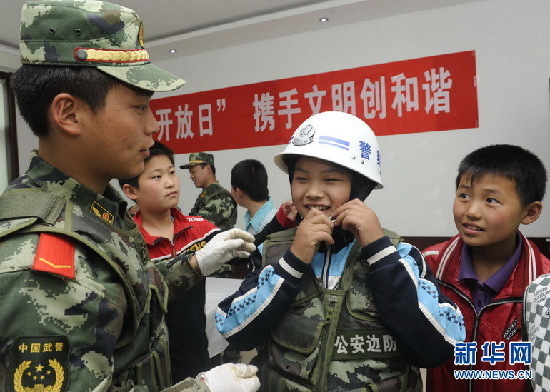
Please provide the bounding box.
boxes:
[190,182,237,232]
[0,155,210,392]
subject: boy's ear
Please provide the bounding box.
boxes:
[122,183,139,202]
[232,187,244,200]
[50,93,85,136]
[522,201,543,225]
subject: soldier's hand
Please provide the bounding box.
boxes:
[290,208,334,264]
[197,363,260,392]
[195,228,256,276]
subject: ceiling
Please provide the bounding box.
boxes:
[0,0,480,62]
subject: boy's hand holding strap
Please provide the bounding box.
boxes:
[195,228,256,276]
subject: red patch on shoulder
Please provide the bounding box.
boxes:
[33,233,75,279]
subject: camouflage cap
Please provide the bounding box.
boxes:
[20,0,185,92]
[180,152,215,169]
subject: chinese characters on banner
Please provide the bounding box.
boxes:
[150,50,478,154]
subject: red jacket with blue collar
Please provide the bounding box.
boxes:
[423,232,550,392]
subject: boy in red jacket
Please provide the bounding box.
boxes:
[423,144,550,392]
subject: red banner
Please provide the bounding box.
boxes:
[151,51,478,154]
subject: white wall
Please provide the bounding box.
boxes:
[0,50,19,73]
[9,0,550,237]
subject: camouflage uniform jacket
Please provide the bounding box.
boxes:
[189,182,237,231]
[217,228,465,392]
[0,155,210,392]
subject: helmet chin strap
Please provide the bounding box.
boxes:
[350,176,377,201]
[318,226,355,253]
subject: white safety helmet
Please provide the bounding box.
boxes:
[274,111,383,189]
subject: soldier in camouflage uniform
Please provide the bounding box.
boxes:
[216,111,466,391]
[180,152,239,360]
[0,1,260,391]
[181,153,238,232]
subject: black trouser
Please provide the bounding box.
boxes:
[166,279,210,382]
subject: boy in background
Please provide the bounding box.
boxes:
[230,159,277,235]
[423,144,550,392]
[216,111,465,391]
[120,142,253,382]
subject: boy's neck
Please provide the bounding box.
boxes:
[468,236,518,281]
[246,199,268,218]
[140,208,175,240]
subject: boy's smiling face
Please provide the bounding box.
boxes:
[453,173,536,251]
[132,155,180,212]
[291,156,352,219]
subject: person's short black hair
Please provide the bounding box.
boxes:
[231,159,269,202]
[11,65,153,137]
[118,141,175,189]
[456,144,547,205]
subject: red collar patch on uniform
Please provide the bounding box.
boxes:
[33,233,75,280]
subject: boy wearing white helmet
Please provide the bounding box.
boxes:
[216,111,465,391]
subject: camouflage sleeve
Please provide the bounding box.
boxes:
[364,236,465,367]
[195,192,237,231]
[154,249,205,300]
[0,241,127,391]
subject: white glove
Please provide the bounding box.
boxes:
[198,363,260,392]
[195,228,256,276]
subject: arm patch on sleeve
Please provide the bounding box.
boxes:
[33,233,76,280]
[8,335,70,392]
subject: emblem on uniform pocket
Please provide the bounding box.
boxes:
[9,336,70,392]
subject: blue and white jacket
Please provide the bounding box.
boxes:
[216,230,465,367]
